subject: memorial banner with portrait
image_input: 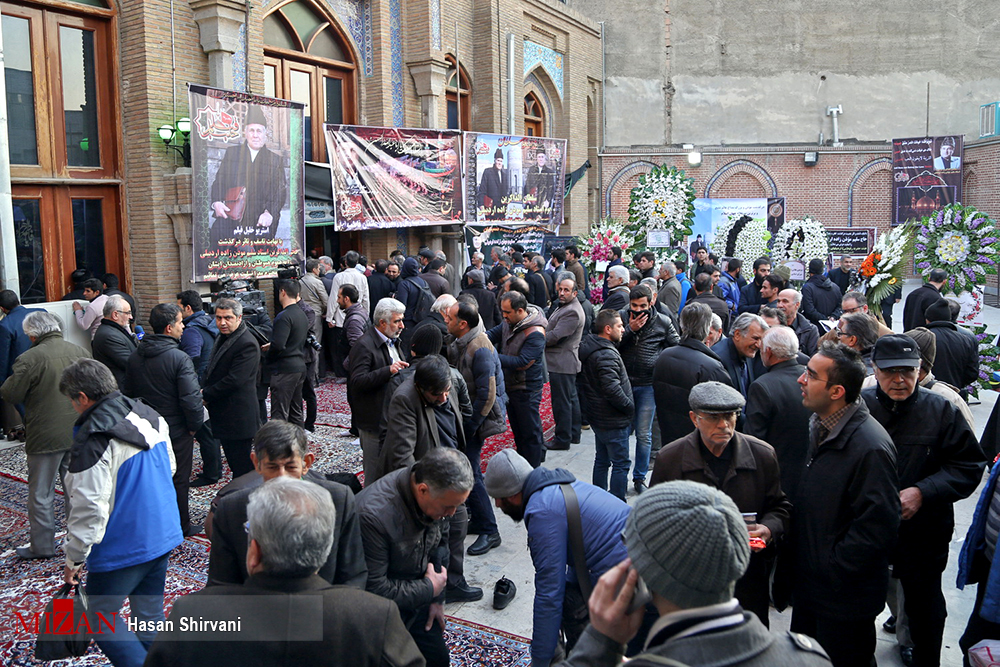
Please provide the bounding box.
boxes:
[189,85,305,282]
[464,224,552,265]
[892,135,964,226]
[324,125,463,231]
[465,133,567,226]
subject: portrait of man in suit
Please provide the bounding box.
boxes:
[477,148,509,220]
[523,148,555,221]
[933,136,961,170]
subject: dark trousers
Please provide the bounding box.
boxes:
[302,371,317,429]
[331,327,347,377]
[220,437,255,478]
[447,503,468,588]
[171,431,194,532]
[899,567,948,667]
[507,389,543,467]
[549,372,581,447]
[195,420,222,481]
[269,371,305,426]
[576,373,589,427]
[464,432,498,535]
[791,606,876,667]
[961,581,1000,667]
[409,604,449,667]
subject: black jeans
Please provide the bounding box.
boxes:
[507,389,543,467]
[791,606,876,667]
[899,566,948,667]
[220,437,255,478]
[269,371,305,426]
[463,432,498,534]
[549,372,581,447]
[302,371,317,429]
[408,604,449,667]
[171,431,194,532]
[195,420,222,481]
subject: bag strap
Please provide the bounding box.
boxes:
[560,483,593,601]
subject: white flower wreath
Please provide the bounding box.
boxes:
[710,214,771,261]
[771,216,830,264]
[627,164,696,245]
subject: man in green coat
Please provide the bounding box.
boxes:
[1,311,90,559]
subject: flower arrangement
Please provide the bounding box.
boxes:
[771,216,829,264]
[970,324,1000,398]
[576,217,634,305]
[858,224,914,317]
[627,164,696,247]
[710,213,771,262]
[914,204,999,294]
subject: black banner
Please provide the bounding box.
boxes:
[891,135,964,226]
[826,227,875,256]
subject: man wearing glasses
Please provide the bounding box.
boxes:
[790,340,900,667]
[833,312,878,375]
[91,294,137,388]
[863,334,985,667]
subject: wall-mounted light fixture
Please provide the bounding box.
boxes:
[157,117,192,167]
[804,151,819,167]
[682,143,702,167]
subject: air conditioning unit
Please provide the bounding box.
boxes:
[981,102,999,138]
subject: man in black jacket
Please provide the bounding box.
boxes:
[203,298,262,478]
[863,334,985,667]
[793,341,900,667]
[737,257,772,315]
[123,302,204,535]
[525,255,550,309]
[619,285,679,493]
[777,288,821,356]
[712,312,767,400]
[653,302,731,449]
[367,259,396,318]
[924,299,979,399]
[460,269,502,330]
[91,294,137,389]
[801,259,843,327]
[903,269,947,333]
[346,297,409,483]
[267,280,309,426]
[208,419,367,589]
[601,265,631,312]
[580,310,634,500]
[688,273,730,332]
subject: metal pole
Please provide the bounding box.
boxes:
[507,33,516,133]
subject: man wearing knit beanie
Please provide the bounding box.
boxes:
[923,298,979,400]
[553,481,831,666]
[484,448,630,666]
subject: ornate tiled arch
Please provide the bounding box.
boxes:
[847,158,891,227]
[525,71,557,137]
[705,160,777,198]
[603,160,659,215]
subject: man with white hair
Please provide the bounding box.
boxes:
[146,477,423,667]
[346,297,409,483]
[707,313,725,347]
[745,326,811,505]
[657,261,681,316]
[777,288,820,356]
[1,312,89,559]
[601,265,631,312]
[712,313,768,401]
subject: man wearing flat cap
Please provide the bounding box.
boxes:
[863,334,985,667]
[209,105,288,254]
[552,481,831,666]
[484,448,629,667]
[478,149,510,220]
[650,381,790,626]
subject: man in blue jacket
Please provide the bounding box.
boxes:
[958,459,1000,663]
[485,448,630,667]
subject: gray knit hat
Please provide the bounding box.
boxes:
[484,448,533,498]
[625,480,751,609]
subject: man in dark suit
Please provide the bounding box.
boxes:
[145,477,423,667]
[207,105,287,255]
[688,273,731,332]
[903,268,947,333]
[712,312,767,400]
[544,276,585,452]
[745,325,811,505]
[0,291,43,384]
[202,297,262,478]
[346,297,409,483]
[478,149,510,220]
[523,149,555,221]
[208,420,367,589]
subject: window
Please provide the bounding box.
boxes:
[263,0,357,162]
[2,0,125,300]
[445,55,470,131]
[524,92,544,137]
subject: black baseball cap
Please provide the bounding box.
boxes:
[872,334,921,369]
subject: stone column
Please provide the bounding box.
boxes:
[189,0,246,91]
[164,169,198,293]
[407,59,450,129]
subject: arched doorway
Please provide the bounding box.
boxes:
[445,54,470,131]
[262,0,358,163]
[524,91,544,137]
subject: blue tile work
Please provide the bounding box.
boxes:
[232,23,247,92]
[523,40,564,99]
[431,0,442,50]
[389,0,404,125]
[261,0,373,76]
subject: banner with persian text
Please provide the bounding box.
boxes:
[189,85,304,282]
[324,125,463,231]
[892,135,964,226]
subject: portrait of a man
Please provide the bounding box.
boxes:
[478,148,509,220]
[933,136,961,170]
[209,105,288,249]
[523,149,555,221]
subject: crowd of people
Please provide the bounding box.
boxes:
[2,243,998,667]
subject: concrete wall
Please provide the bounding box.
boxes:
[573,0,1000,148]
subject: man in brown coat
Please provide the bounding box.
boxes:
[650,380,790,626]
